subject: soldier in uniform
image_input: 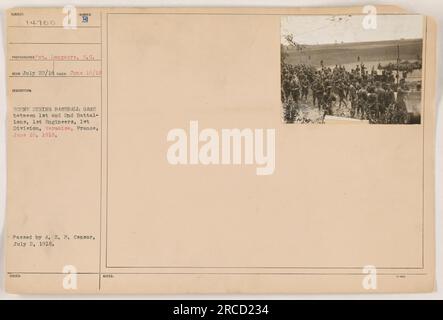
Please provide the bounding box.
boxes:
[357,85,368,119]
[394,80,409,123]
[301,79,309,101]
[290,76,300,104]
[384,83,396,124]
[360,63,366,75]
[282,72,292,103]
[312,78,318,106]
[349,83,357,118]
[367,85,378,123]
[375,81,386,121]
[314,80,324,110]
[385,83,395,108]
[337,81,346,108]
[322,87,336,120]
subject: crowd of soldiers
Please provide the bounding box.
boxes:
[281,62,415,124]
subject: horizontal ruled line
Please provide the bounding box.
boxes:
[9,75,101,78]
[106,265,426,269]
[10,59,102,62]
[8,25,100,28]
[7,271,429,276]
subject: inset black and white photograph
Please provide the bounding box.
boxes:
[281,15,423,124]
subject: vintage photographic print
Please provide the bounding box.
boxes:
[281,15,423,124]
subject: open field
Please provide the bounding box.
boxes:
[284,38,423,68]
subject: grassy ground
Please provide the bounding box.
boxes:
[283,87,420,123]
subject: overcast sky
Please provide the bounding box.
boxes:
[281,15,423,45]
